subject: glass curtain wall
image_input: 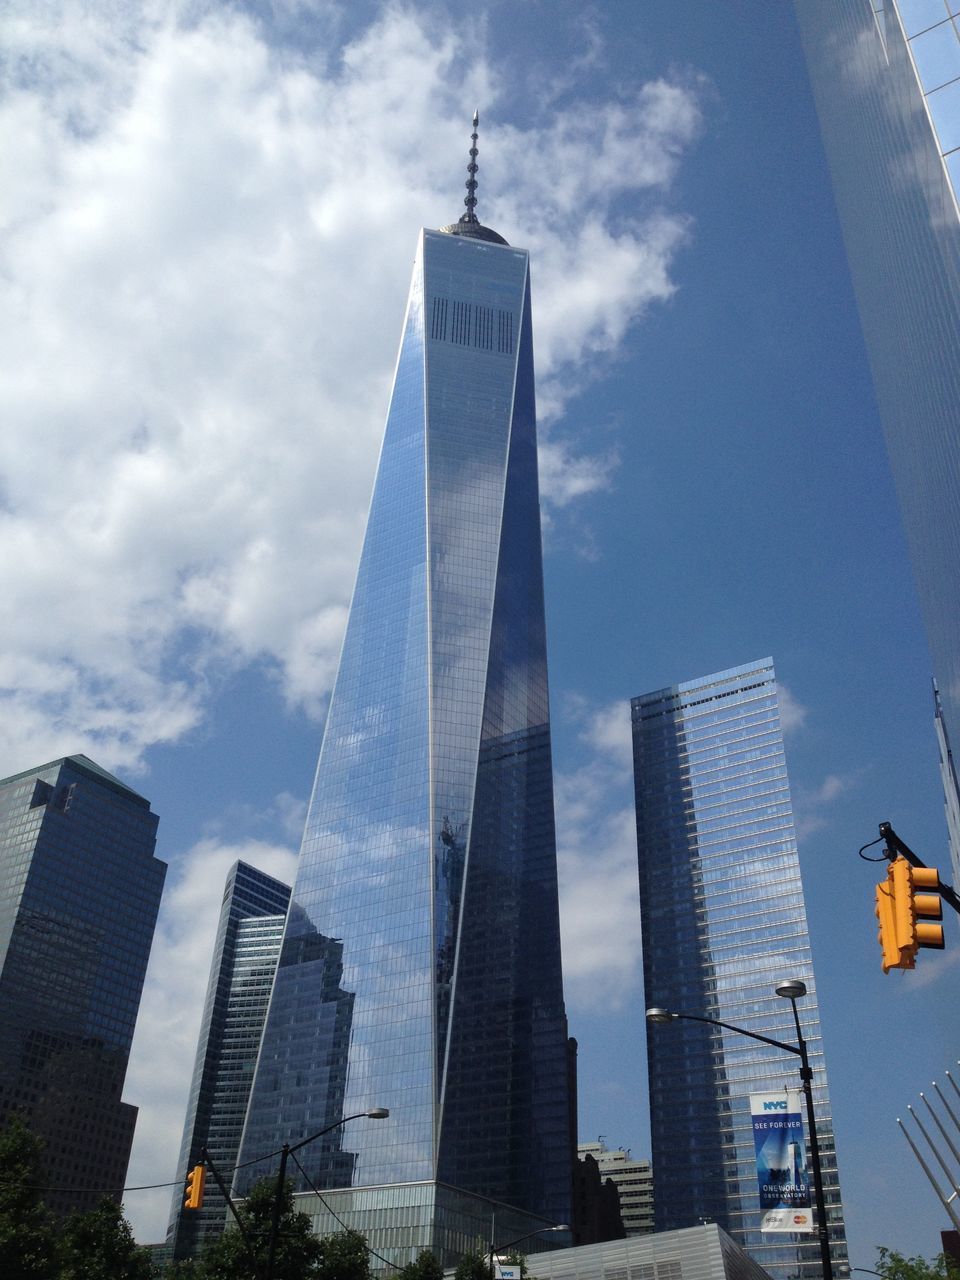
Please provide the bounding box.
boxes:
[632,660,847,1280]
[236,227,570,1250]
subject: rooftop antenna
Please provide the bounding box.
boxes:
[460,109,480,226]
[440,109,507,244]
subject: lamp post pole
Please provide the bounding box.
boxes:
[646,979,833,1280]
[488,1224,569,1280]
[776,980,832,1280]
[265,1107,389,1280]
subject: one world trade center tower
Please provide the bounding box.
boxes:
[236,118,571,1268]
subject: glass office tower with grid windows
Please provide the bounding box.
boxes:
[236,189,570,1268]
[167,861,290,1259]
[793,1,960,886]
[0,754,165,1216]
[631,660,846,1280]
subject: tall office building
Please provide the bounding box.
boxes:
[236,119,571,1268]
[792,2,960,880]
[0,754,165,1215]
[167,861,290,1259]
[631,660,846,1280]
[577,1142,653,1237]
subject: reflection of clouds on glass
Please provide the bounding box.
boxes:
[328,703,388,758]
[232,913,356,1195]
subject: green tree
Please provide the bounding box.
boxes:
[397,1250,444,1280]
[163,1261,204,1279]
[0,1113,58,1280]
[59,1197,154,1280]
[876,1249,960,1280]
[200,1176,322,1280]
[316,1230,371,1280]
[454,1251,492,1280]
[500,1250,529,1278]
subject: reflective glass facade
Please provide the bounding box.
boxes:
[631,661,846,1280]
[933,682,960,887]
[167,861,290,1258]
[237,225,570,1264]
[294,1182,563,1270]
[793,2,960,867]
[0,754,165,1215]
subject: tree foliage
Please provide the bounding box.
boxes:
[316,1228,372,1280]
[59,1197,154,1280]
[876,1249,960,1280]
[200,1176,319,1280]
[164,1261,204,1279]
[0,1114,156,1279]
[455,1251,492,1280]
[500,1250,529,1277]
[397,1250,445,1280]
[0,1114,58,1280]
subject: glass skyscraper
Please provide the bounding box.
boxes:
[631,660,846,1280]
[167,860,290,1259]
[793,1,960,881]
[236,130,570,1268]
[0,753,166,1215]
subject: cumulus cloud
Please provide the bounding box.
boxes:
[777,683,808,735]
[123,835,298,1242]
[0,0,701,774]
[793,769,861,840]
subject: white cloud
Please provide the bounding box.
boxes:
[793,769,860,840]
[777,683,808,735]
[0,1,701,775]
[123,836,298,1243]
[581,698,635,767]
[556,699,642,1011]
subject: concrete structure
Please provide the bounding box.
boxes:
[514,1223,773,1280]
[577,1142,652,1237]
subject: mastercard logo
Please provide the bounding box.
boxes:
[793,1215,806,1224]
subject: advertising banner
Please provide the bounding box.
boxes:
[749,1088,813,1232]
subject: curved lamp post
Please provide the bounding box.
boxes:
[646,979,833,1280]
[488,1223,569,1280]
[266,1107,389,1280]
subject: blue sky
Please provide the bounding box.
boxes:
[2,0,956,1263]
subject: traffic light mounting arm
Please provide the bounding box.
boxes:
[879,822,960,916]
[201,1149,258,1259]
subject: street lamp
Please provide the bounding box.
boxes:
[265,1107,389,1280]
[488,1223,569,1280]
[646,979,833,1280]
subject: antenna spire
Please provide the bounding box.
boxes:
[460,109,480,225]
[440,109,508,244]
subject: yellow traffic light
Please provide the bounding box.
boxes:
[184,1163,206,1211]
[910,864,945,953]
[875,874,900,973]
[876,857,945,972]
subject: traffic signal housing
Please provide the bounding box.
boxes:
[184,1163,206,1211]
[875,870,900,972]
[875,856,944,972]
